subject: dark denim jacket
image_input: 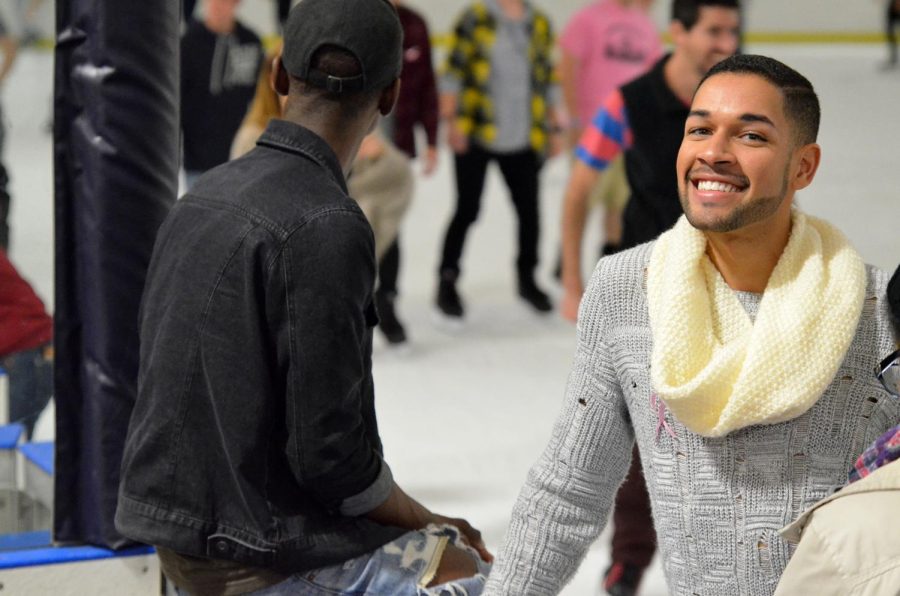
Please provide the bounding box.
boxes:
[116,120,405,572]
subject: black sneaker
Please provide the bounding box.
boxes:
[436,277,464,318]
[602,562,644,596]
[518,278,552,312]
[375,292,407,345]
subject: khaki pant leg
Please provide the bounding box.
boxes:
[348,145,414,262]
[588,153,630,211]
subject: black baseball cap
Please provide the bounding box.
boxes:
[281,0,403,94]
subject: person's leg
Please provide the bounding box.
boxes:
[250,525,489,596]
[372,149,414,260]
[350,147,414,343]
[605,445,656,595]
[437,146,490,317]
[0,161,10,252]
[495,148,551,312]
[887,2,900,66]
[379,240,400,298]
[276,0,291,29]
[182,0,197,22]
[439,146,489,278]
[0,106,9,251]
[2,345,53,439]
[348,147,413,262]
[376,239,407,344]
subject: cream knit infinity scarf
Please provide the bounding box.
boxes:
[647,211,866,437]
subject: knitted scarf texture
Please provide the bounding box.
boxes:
[647,211,866,437]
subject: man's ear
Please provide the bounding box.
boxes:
[272,55,290,97]
[791,143,821,191]
[378,78,401,116]
[669,20,687,46]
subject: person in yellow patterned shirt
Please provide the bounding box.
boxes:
[436,0,562,319]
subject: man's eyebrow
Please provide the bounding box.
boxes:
[686,110,776,128]
[739,113,776,127]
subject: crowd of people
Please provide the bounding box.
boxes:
[108,0,900,595]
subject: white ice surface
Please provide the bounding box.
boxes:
[4,44,900,595]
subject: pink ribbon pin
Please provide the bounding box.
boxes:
[650,393,677,442]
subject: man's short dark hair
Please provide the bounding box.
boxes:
[697,54,821,145]
[672,0,740,30]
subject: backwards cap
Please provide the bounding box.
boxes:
[281,0,403,94]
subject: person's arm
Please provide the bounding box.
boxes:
[277,209,491,563]
[560,160,600,321]
[366,482,493,563]
[276,209,392,514]
[557,10,589,147]
[543,17,564,158]
[417,16,440,175]
[440,91,466,153]
[0,34,18,86]
[558,50,582,148]
[483,261,635,594]
[440,10,475,154]
[560,90,629,322]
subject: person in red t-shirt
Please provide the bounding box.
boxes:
[0,250,52,437]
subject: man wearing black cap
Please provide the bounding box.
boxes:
[116,1,491,593]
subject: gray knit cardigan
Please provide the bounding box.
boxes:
[484,242,899,595]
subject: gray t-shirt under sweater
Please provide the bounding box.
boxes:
[484,241,899,596]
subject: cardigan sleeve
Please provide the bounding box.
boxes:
[441,6,479,95]
[483,260,636,595]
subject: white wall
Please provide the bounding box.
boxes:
[237,0,888,40]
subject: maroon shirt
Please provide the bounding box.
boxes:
[0,250,52,357]
[392,5,439,157]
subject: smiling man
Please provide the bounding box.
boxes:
[558,2,741,592]
[484,55,899,595]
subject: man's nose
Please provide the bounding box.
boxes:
[698,132,734,165]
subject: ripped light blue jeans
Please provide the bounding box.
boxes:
[247,524,490,596]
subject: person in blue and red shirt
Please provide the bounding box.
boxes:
[0,250,52,438]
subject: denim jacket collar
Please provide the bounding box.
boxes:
[257,119,348,194]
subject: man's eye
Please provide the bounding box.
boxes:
[741,132,767,142]
[688,127,711,136]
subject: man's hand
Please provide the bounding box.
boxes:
[365,482,492,562]
[429,514,493,563]
[423,145,438,176]
[447,122,469,154]
[560,161,601,324]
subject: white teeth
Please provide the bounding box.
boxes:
[697,180,741,193]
